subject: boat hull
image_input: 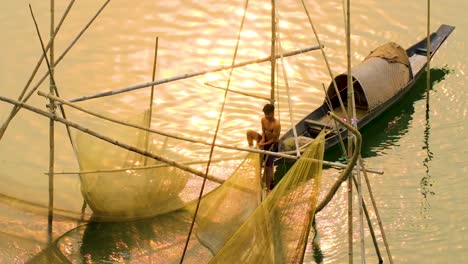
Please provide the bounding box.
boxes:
[278,24,455,155]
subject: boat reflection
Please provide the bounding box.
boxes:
[28,210,201,263]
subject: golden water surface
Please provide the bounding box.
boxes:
[0,0,466,263]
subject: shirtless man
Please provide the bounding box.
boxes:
[246,103,281,191]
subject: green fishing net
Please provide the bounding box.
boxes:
[75,110,225,221]
[32,110,325,263]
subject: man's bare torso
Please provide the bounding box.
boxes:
[261,117,281,143]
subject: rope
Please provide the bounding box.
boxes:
[277,25,301,157]
[300,0,349,122]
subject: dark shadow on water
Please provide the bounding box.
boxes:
[309,217,324,264]
[27,210,194,263]
[79,219,155,262]
[420,93,436,215]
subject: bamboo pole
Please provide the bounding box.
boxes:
[426,0,431,108]
[0,0,111,142]
[360,158,394,264]
[350,173,383,263]
[316,112,361,213]
[149,36,159,124]
[29,2,86,237]
[49,0,56,244]
[345,1,365,262]
[67,45,321,103]
[0,96,225,184]
[300,0,349,121]
[48,0,56,244]
[270,0,276,103]
[344,1,354,262]
[180,1,250,260]
[277,33,301,158]
[28,3,59,244]
[326,79,381,263]
[37,91,382,173]
[0,0,76,143]
[322,83,347,156]
[144,36,159,166]
[10,0,76,104]
[347,163,354,264]
[49,156,245,175]
[204,82,270,101]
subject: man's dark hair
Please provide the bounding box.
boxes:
[263,103,275,114]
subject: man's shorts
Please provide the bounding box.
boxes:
[263,143,278,167]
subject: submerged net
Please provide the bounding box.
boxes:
[34,110,326,263]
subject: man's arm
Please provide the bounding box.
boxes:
[259,121,280,146]
[259,118,266,144]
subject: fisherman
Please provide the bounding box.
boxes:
[246,103,281,191]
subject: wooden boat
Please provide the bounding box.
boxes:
[278,24,455,154]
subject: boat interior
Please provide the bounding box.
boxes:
[303,75,369,139]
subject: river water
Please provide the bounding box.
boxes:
[0,0,466,263]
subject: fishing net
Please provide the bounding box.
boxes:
[75,109,227,221]
[209,131,325,263]
[31,109,325,263]
[29,150,263,263]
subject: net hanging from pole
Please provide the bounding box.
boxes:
[31,106,325,263]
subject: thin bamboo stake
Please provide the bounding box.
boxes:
[316,112,361,213]
[0,0,76,143]
[0,96,225,184]
[347,176,353,264]
[270,0,276,103]
[344,1,354,262]
[360,158,394,264]
[180,1,250,261]
[322,83,347,156]
[0,0,111,141]
[350,174,383,263]
[144,36,159,166]
[149,36,159,125]
[37,92,380,173]
[204,82,270,101]
[13,0,76,103]
[277,32,301,158]
[28,0,82,230]
[345,1,365,262]
[67,45,322,103]
[28,2,58,244]
[300,0,349,121]
[50,156,244,175]
[29,2,85,238]
[326,77,381,263]
[274,37,282,131]
[426,0,431,108]
[47,0,55,244]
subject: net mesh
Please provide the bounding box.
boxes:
[75,110,225,221]
[209,131,325,263]
[31,110,325,263]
